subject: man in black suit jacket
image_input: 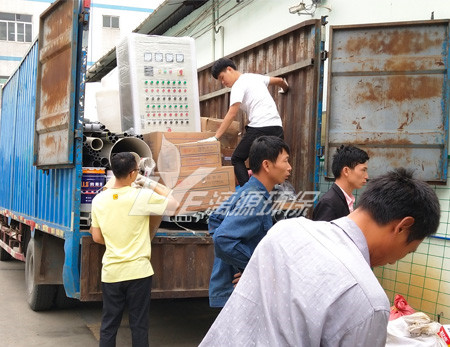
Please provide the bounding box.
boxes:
[313,145,369,221]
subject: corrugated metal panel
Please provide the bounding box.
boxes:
[0,59,19,210]
[326,20,450,182]
[198,19,325,193]
[0,41,76,232]
[34,0,80,168]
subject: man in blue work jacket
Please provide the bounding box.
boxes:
[208,135,292,308]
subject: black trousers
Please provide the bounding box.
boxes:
[100,276,152,347]
[231,125,284,186]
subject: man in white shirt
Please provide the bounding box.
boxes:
[200,168,440,347]
[313,145,369,221]
[202,58,289,187]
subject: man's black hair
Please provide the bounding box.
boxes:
[211,58,237,79]
[111,152,137,179]
[358,168,440,243]
[332,145,369,178]
[249,136,290,174]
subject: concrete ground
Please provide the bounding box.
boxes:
[0,259,219,347]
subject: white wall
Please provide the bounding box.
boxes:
[0,0,163,78]
[164,0,450,68]
[0,0,49,77]
[87,0,163,64]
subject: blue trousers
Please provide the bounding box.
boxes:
[100,276,152,347]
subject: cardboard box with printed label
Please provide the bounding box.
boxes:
[142,131,219,171]
[155,166,235,214]
[159,141,222,172]
[143,131,216,162]
[200,117,240,148]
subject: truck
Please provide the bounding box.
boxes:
[1,0,448,312]
[0,0,323,310]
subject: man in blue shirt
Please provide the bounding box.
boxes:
[208,135,292,307]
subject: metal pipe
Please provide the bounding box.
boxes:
[83,123,105,132]
[85,136,104,151]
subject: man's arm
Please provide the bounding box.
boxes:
[312,199,337,221]
[214,103,241,140]
[148,179,179,214]
[134,175,179,214]
[213,209,265,270]
[90,226,105,245]
[269,77,289,93]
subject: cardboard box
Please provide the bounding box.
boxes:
[201,117,240,148]
[143,131,216,161]
[156,166,236,214]
[221,147,234,166]
[156,141,221,172]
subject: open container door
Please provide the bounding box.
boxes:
[34,0,82,169]
[325,20,450,183]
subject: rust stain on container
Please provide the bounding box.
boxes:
[352,120,362,130]
[385,58,421,71]
[355,81,382,103]
[44,0,72,42]
[345,30,441,55]
[45,135,56,148]
[398,112,414,131]
[387,76,440,102]
[41,48,71,115]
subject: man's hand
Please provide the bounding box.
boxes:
[134,174,157,189]
[278,78,289,94]
[232,272,242,287]
[198,136,218,143]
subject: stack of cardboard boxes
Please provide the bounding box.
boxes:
[143,130,236,215]
[200,117,240,166]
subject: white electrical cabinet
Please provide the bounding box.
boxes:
[117,34,200,134]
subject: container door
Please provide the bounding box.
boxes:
[197,19,327,194]
[34,0,82,168]
[325,20,450,183]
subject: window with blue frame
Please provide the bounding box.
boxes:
[0,12,32,43]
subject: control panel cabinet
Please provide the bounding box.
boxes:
[117,34,201,134]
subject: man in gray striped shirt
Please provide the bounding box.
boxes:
[200,168,440,346]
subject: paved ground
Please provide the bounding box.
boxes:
[0,259,219,347]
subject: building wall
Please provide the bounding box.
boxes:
[87,0,162,65]
[0,0,162,81]
[165,0,450,69]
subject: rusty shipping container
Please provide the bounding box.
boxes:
[325,20,450,182]
[198,18,327,194]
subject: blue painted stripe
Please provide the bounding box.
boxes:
[91,3,155,13]
[0,56,22,61]
[26,0,155,12]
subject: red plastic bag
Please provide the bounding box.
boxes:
[390,294,416,321]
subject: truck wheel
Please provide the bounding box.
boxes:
[25,239,56,311]
[0,247,12,261]
[54,285,78,309]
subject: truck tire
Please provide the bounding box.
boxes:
[0,247,12,261]
[54,285,78,309]
[25,239,57,311]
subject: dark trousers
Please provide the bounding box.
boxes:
[100,276,152,347]
[231,125,284,186]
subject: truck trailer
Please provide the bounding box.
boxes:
[2,0,446,312]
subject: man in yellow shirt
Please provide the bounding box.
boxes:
[90,152,178,347]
